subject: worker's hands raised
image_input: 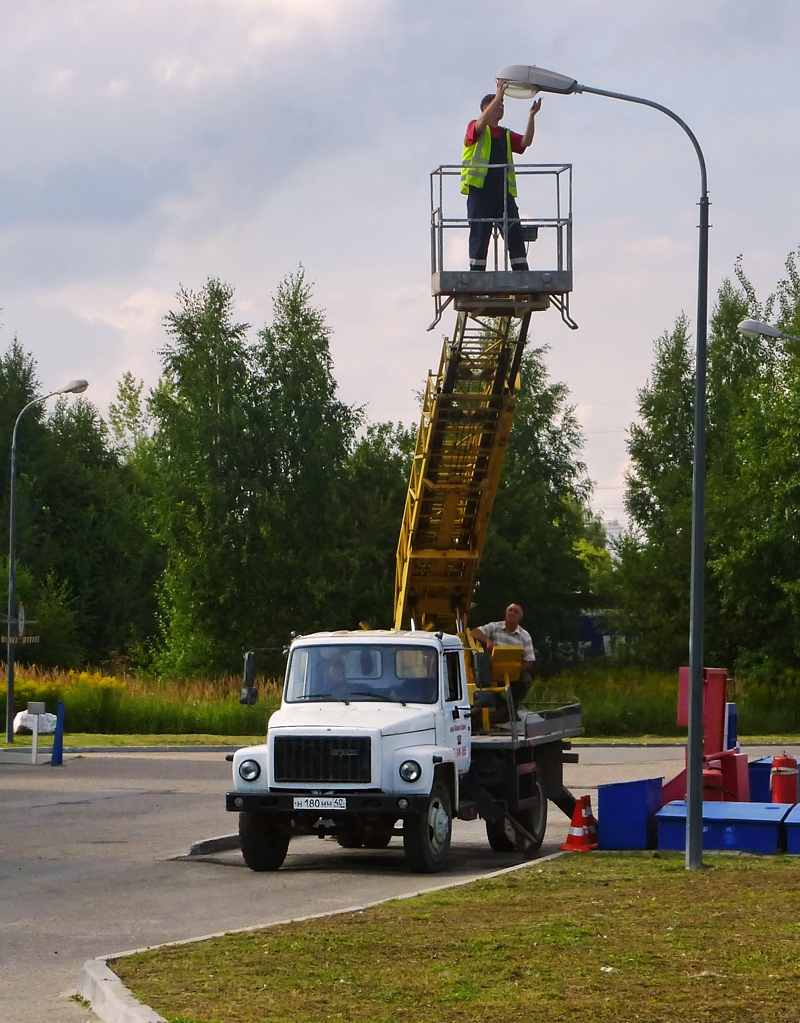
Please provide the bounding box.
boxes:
[530,97,542,116]
[495,79,508,98]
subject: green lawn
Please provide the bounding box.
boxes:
[111,853,800,1023]
[0,733,258,748]
[2,733,797,750]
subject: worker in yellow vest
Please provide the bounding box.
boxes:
[462,80,541,272]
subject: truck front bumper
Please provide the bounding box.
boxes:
[226,791,432,815]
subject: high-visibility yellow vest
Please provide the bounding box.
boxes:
[461,127,517,197]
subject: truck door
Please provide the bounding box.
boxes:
[437,650,472,772]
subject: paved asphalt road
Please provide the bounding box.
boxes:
[1,743,791,1023]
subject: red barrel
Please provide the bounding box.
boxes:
[771,754,799,804]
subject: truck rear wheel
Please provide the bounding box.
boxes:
[403,780,452,873]
[485,777,547,855]
[361,819,396,848]
[239,811,290,871]
[336,818,396,849]
[335,824,364,848]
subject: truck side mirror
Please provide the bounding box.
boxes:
[239,650,259,706]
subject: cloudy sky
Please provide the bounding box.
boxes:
[1,0,798,524]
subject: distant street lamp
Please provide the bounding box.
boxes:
[738,318,800,345]
[497,63,710,869]
[5,379,89,743]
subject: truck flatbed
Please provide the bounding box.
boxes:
[474,703,582,749]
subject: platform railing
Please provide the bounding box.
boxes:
[430,163,572,277]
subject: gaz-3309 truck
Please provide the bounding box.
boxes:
[228,630,581,873]
[226,161,583,872]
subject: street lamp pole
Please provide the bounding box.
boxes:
[5,380,88,743]
[497,64,710,868]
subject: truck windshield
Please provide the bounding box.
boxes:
[285,645,439,704]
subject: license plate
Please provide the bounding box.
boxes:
[293,797,346,810]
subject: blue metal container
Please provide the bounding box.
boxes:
[656,800,792,855]
[784,803,800,854]
[748,757,773,802]
[598,777,663,850]
[724,702,738,750]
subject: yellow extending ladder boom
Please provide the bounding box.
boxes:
[393,161,574,638]
[394,310,531,633]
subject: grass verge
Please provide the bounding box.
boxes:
[112,853,800,1023]
[571,734,800,746]
[3,733,798,750]
[0,733,258,748]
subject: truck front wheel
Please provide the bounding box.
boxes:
[485,777,547,855]
[239,811,290,871]
[403,780,452,873]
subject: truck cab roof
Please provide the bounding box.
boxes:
[291,630,464,650]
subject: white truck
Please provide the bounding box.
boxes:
[226,160,583,872]
[226,630,581,873]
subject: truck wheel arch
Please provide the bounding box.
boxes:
[434,762,457,814]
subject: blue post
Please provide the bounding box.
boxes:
[51,699,65,767]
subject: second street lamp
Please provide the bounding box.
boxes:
[5,379,89,743]
[497,63,710,869]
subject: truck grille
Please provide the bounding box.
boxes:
[273,736,371,784]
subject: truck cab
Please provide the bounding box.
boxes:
[228,630,472,872]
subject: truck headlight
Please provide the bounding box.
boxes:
[238,759,261,781]
[399,759,422,783]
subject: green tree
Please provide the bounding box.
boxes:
[108,371,151,457]
[615,247,800,675]
[707,249,800,675]
[149,278,257,676]
[0,336,162,670]
[340,422,415,628]
[612,316,695,668]
[250,268,362,646]
[28,398,161,669]
[150,271,362,676]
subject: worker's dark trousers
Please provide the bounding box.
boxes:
[467,187,528,271]
[511,669,533,710]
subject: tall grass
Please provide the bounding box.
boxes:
[3,663,799,738]
[735,673,800,735]
[0,665,283,736]
[536,665,800,736]
[534,667,682,737]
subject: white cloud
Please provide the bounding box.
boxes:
[0,0,798,531]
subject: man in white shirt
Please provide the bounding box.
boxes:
[471,603,535,710]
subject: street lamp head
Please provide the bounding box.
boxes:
[738,319,784,340]
[497,64,579,99]
[59,379,89,394]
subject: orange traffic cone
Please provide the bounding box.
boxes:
[583,795,599,850]
[559,795,594,853]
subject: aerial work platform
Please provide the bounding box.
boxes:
[429,163,574,327]
[394,161,576,635]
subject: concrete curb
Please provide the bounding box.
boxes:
[0,750,53,765]
[76,959,166,1023]
[77,849,565,1023]
[186,833,240,856]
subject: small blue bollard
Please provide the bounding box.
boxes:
[51,700,65,767]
